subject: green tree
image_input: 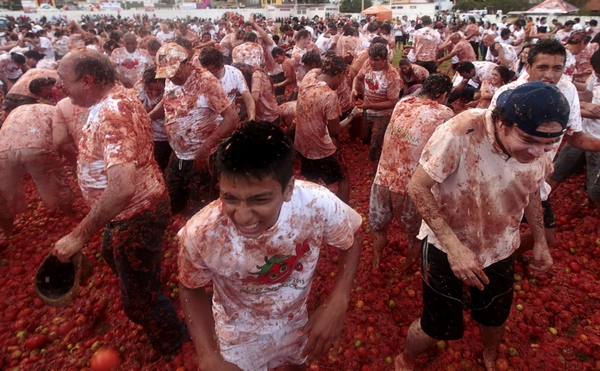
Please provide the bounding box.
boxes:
[340,0,372,14]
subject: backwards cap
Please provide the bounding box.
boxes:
[496,81,570,138]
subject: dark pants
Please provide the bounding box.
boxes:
[153,140,172,172]
[416,60,438,75]
[270,71,286,97]
[164,154,218,216]
[101,196,188,354]
[470,41,479,59]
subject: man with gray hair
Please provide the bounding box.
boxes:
[53,49,188,355]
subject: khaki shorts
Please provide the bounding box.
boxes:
[369,183,421,236]
[219,315,309,371]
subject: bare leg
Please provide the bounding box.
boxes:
[479,323,504,371]
[337,177,350,204]
[395,318,436,370]
[402,236,421,274]
[0,217,13,238]
[372,228,387,269]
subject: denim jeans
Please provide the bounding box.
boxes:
[101,195,188,354]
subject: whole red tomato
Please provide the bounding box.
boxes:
[90,348,122,371]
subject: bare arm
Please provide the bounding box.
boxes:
[409,165,489,290]
[53,163,136,262]
[523,191,552,275]
[179,286,242,370]
[194,104,240,171]
[241,90,255,121]
[566,130,600,152]
[327,107,362,136]
[301,231,362,363]
[148,99,165,120]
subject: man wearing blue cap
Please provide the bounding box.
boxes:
[395,81,569,371]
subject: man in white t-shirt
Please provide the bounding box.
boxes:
[199,46,256,122]
[396,81,568,371]
[110,32,152,88]
[179,121,362,371]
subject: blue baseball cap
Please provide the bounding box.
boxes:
[496,81,570,138]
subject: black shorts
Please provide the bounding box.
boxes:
[395,35,402,42]
[299,150,347,185]
[420,241,514,340]
[521,197,556,229]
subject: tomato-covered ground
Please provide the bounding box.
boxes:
[1,133,600,371]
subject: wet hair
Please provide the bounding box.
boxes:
[301,50,322,68]
[494,65,514,84]
[11,52,26,64]
[217,120,294,190]
[174,36,194,51]
[231,62,253,89]
[421,16,432,26]
[398,58,411,67]
[295,29,310,41]
[29,77,56,95]
[243,32,258,42]
[367,22,379,33]
[199,46,224,69]
[321,55,346,77]
[420,73,452,99]
[500,28,511,37]
[142,66,165,86]
[379,23,392,34]
[342,24,355,36]
[528,39,566,66]
[456,61,475,74]
[368,43,388,60]
[591,49,600,73]
[371,36,388,45]
[69,49,116,87]
[564,20,575,27]
[147,39,161,52]
[103,39,120,53]
[271,47,285,57]
[24,50,44,61]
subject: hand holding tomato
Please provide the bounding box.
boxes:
[53,232,86,263]
[300,296,348,363]
[529,242,553,275]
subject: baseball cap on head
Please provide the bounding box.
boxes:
[155,43,188,79]
[496,81,570,138]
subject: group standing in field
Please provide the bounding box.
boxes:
[0,10,597,370]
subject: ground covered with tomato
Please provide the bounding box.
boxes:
[1,134,600,371]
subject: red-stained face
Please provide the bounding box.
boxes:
[369,56,387,71]
[56,56,89,107]
[219,174,294,239]
[497,122,563,163]
[145,81,164,99]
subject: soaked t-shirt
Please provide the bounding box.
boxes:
[0,104,55,151]
[357,60,402,116]
[374,97,454,195]
[7,69,58,99]
[134,81,167,142]
[413,27,441,62]
[232,42,265,68]
[417,109,554,267]
[294,71,341,159]
[163,67,231,160]
[178,180,362,344]
[251,69,280,123]
[110,47,152,87]
[77,85,166,221]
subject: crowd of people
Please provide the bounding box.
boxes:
[0,9,598,371]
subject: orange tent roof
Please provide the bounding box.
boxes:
[361,4,392,21]
[524,0,580,14]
